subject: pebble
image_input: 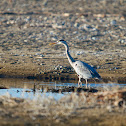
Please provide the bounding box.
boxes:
[111,20,117,25]
[91,37,99,41]
[74,23,80,28]
[118,39,126,44]
[75,51,85,55]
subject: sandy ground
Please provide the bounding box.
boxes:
[0,0,126,83]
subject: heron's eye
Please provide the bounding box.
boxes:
[75,64,77,66]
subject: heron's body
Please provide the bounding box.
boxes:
[73,60,100,79]
[50,40,101,87]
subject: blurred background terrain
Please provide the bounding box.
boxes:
[0,0,126,82]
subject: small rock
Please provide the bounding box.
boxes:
[111,20,117,25]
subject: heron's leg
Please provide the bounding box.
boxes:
[85,79,88,88]
[78,77,80,87]
[80,81,82,87]
[78,77,82,87]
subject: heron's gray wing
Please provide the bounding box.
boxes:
[84,62,101,78]
[74,61,101,79]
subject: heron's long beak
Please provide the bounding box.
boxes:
[49,42,57,45]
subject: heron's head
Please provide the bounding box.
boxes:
[49,39,67,46]
[57,39,67,45]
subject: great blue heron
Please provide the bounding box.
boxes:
[50,40,101,88]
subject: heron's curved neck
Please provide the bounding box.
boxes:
[63,44,75,66]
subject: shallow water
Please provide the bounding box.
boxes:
[0,88,67,100]
[39,82,126,88]
[0,78,126,100]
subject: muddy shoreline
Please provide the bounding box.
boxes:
[0,66,126,84]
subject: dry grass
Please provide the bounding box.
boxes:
[0,86,126,126]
